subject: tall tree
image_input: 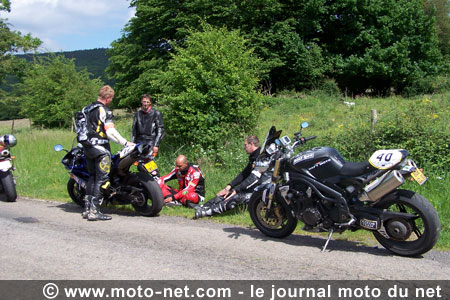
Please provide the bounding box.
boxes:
[108,0,442,101]
[422,0,450,55]
[318,0,441,94]
[0,0,41,120]
[0,0,41,84]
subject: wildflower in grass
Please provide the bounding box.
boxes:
[338,124,343,129]
[426,114,439,119]
[298,115,309,122]
[423,98,432,105]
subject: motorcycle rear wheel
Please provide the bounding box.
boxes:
[249,190,297,238]
[0,171,17,202]
[129,173,163,217]
[67,178,85,207]
[373,189,440,257]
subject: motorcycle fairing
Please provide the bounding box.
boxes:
[0,160,12,171]
[369,149,409,170]
[119,145,135,158]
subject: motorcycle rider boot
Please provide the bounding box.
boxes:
[194,208,209,219]
[193,200,229,219]
[87,197,112,221]
[186,201,199,209]
[81,195,91,219]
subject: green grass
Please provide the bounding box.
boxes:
[4,91,449,250]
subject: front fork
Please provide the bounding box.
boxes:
[265,159,281,217]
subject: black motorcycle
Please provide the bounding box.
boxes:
[249,123,440,256]
[0,134,17,202]
[54,142,163,216]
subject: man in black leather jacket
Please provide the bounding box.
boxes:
[131,94,165,156]
[81,85,134,221]
[194,135,261,219]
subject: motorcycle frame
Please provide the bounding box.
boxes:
[272,165,417,233]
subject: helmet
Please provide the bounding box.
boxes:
[0,134,17,148]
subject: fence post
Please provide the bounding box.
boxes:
[371,109,378,133]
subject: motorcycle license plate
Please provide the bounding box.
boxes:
[411,168,427,185]
[0,160,12,170]
[144,160,157,172]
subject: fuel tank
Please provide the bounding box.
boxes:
[288,147,346,180]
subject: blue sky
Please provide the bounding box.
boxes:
[0,0,136,52]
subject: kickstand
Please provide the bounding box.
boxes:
[321,228,334,253]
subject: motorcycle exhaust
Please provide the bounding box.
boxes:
[358,170,404,202]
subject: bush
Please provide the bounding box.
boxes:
[331,98,450,173]
[314,78,342,98]
[402,75,450,97]
[19,55,103,128]
[159,23,263,152]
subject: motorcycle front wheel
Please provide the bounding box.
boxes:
[249,190,297,238]
[67,178,85,207]
[0,171,17,202]
[373,189,440,257]
[129,172,163,217]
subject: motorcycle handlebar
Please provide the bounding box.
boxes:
[301,136,316,142]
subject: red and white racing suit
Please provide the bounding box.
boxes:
[158,164,205,205]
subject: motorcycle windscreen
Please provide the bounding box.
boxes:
[259,126,282,156]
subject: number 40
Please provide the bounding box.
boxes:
[376,152,393,162]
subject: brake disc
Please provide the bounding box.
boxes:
[256,201,283,228]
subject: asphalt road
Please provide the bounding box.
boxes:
[0,197,449,280]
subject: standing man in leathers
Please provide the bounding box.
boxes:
[131,94,165,156]
[82,85,134,221]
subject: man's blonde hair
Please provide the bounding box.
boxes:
[98,85,115,100]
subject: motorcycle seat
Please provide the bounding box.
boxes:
[339,161,376,177]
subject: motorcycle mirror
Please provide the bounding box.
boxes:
[54,144,64,152]
[297,121,309,136]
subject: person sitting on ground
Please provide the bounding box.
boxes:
[158,155,205,208]
[194,135,261,219]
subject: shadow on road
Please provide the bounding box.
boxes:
[222,226,392,257]
[55,202,146,218]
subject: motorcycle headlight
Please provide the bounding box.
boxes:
[266,143,277,155]
[0,149,9,157]
[255,160,271,173]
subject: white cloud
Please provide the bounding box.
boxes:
[0,0,135,52]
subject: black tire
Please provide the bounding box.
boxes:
[67,178,85,207]
[373,189,441,257]
[129,172,163,217]
[249,190,297,238]
[0,171,17,202]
